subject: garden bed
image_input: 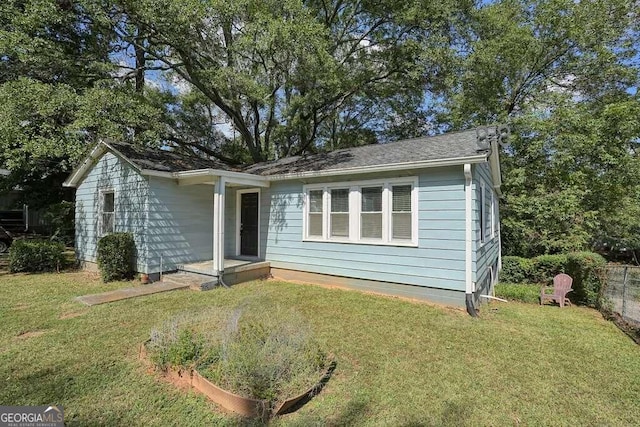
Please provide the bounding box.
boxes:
[139,342,335,419]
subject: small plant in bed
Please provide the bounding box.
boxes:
[147,296,329,411]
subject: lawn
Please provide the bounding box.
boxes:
[1,271,639,426]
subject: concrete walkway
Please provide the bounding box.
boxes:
[76,281,190,306]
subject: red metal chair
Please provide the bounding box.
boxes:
[540,273,573,308]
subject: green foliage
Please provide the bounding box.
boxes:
[499,252,606,306]
[43,201,75,245]
[501,256,534,283]
[147,299,328,407]
[8,240,65,273]
[565,252,607,307]
[495,283,540,304]
[96,232,136,282]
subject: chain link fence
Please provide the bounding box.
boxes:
[602,265,640,325]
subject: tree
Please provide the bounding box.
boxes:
[0,0,165,207]
[432,0,640,257]
[108,0,470,162]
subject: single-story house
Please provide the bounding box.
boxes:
[63,127,504,312]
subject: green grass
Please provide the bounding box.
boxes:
[1,271,640,426]
[495,282,542,304]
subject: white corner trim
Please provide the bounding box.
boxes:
[464,164,473,295]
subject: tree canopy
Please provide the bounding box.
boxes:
[1,0,638,257]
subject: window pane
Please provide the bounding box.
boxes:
[361,212,382,239]
[102,213,114,234]
[392,185,411,212]
[308,213,323,237]
[331,213,349,237]
[392,212,412,240]
[103,192,114,213]
[331,189,349,212]
[361,187,382,212]
[309,190,323,213]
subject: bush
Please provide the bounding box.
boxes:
[495,283,541,304]
[96,232,136,282]
[8,239,65,273]
[147,298,328,409]
[501,256,534,283]
[499,251,606,306]
[530,254,567,283]
[565,251,606,306]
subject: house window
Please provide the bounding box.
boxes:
[330,188,350,238]
[307,189,324,238]
[490,189,495,239]
[392,185,412,240]
[100,190,115,235]
[361,186,383,239]
[479,183,486,243]
[303,177,417,246]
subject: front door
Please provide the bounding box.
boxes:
[239,192,259,257]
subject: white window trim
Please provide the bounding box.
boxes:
[490,189,495,239]
[302,176,419,247]
[98,188,115,237]
[235,188,261,258]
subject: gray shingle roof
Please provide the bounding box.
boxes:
[106,140,238,173]
[102,129,486,176]
[243,129,487,176]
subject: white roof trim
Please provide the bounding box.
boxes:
[64,141,490,189]
[264,154,489,181]
[63,140,144,188]
[141,168,270,188]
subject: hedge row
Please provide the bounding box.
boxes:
[8,240,66,273]
[501,252,606,306]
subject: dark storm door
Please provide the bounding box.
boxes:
[240,192,259,256]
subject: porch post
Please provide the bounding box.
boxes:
[212,177,226,275]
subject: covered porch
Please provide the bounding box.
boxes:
[157,168,270,279]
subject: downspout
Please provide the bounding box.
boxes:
[464,164,478,317]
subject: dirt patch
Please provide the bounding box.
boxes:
[13,303,30,311]
[59,310,88,320]
[16,330,47,339]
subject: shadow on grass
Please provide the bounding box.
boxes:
[277,360,338,415]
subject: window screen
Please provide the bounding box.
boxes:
[308,190,323,237]
[101,191,115,235]
[392,185,412,240]
[361,187,382,239]
[330,189,349,237]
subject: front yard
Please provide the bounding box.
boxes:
[1,271,639,425]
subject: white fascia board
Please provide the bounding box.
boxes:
[63,140,146,188]
[63,143,108,187]
[266,154,488,181]
[141,168,270,188]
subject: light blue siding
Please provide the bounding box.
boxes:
[75,152,148,271]
[472,162,500,297]
[145,177,214,272]
[262,166,467,292]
